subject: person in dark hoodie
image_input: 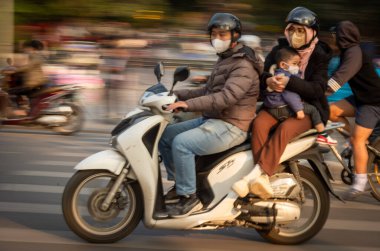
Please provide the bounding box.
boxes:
[327,21,380,200]
[233,7,332,199]
[159,13,263,217]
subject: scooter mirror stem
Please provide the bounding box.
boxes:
[168,81,178,96]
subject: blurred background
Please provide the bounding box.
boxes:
[0,0,379,119]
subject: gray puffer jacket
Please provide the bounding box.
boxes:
[175,43,263,131]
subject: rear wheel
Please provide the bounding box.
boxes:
[257,165,330,244]
[367,138,380,202]
[62,170,143,243]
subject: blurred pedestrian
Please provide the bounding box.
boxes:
[239,35,265,62]
[99,36,128,119]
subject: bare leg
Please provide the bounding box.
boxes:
[351,124,373,174]
[329,99,355,133]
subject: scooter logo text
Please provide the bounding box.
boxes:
[217,159,235,174]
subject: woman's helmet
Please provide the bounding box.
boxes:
[207,13,242,41]
[285,7,319,32]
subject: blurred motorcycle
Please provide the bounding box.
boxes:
[0,84,84,135]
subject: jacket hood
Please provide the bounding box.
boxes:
[336,21,360,49]
[235,44,264,75]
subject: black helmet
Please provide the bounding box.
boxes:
[207,13,242,40]
[285,7,319,31]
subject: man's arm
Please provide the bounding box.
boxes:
[328,46,362,92]
[185,61,259,112]
[174,86,207,101]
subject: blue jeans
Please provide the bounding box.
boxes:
[158,117,247,196]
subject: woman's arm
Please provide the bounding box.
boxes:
[260,46,278,90]
[286,52,330,100]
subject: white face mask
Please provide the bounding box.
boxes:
[211,39,231,53]
[287,65,300,75]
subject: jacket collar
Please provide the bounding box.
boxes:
[218,43,244,59]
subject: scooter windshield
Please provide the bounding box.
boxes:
[139,83,168,104]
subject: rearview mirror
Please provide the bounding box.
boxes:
[168,66,190,96]
[173,66,190,83]
[154,62,164,82]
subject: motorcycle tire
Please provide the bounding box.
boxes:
[52,102,84,135]
[62,170,143,243]
[257,165,330,244]
[367,137,380,202]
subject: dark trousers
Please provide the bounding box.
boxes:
[251,110,312,176]
[266,103,322,126]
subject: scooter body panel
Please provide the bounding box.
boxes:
[116,114,169,225]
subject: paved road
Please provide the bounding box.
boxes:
[0,129,379,251]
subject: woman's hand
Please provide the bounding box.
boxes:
[165,101,188,113]
[266,75,290,92]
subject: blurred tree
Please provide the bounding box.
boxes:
[14,0,380,42]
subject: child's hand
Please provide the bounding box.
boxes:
[296,110,305,119]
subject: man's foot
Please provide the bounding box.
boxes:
[249,174,274,200]
[168,193,202,218]
[316,134,338,145]
[164,186,180,204]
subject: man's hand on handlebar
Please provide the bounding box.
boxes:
[164,101,188,113]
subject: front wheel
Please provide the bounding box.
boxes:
[257,165,330,244]
[53,103,84,135]
[62,170,143,243]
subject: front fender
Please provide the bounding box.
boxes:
[75,150,126,175]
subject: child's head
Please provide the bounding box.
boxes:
[275,47,300,74]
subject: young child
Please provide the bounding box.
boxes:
[264,46,336,145]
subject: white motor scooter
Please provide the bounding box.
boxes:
[62,63,342,245]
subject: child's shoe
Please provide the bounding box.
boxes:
[316,134,337,145]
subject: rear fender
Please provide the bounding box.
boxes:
[288,145,343,201]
